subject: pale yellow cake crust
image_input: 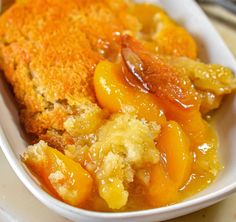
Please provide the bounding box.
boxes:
[0,0,140,147]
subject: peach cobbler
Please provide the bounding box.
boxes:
[0,0,235,211]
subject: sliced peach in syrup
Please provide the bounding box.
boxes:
[148,163,179,207]
[158,121,192,188]
[94,60,166,125]
[148,121,192,206]
[121,35,207,145]
[23,141,93,206]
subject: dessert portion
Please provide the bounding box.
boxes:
[0,0,235,212]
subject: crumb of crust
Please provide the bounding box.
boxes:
[64,112,160,209]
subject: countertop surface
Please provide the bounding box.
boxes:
[0,3,236,222]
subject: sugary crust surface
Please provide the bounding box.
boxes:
[0,0,140,145]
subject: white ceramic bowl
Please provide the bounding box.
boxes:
[0,0,236,221]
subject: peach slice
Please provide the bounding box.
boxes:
[23,141,93,206]
[94,60,166,125]
[158,121,192,188]
[148,163,179,207]
[121,35,207,145]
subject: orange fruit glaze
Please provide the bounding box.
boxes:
[93,51,221,210]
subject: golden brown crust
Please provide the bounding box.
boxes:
[0,0,140,146]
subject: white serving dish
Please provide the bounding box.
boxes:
[0,0,236,221]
